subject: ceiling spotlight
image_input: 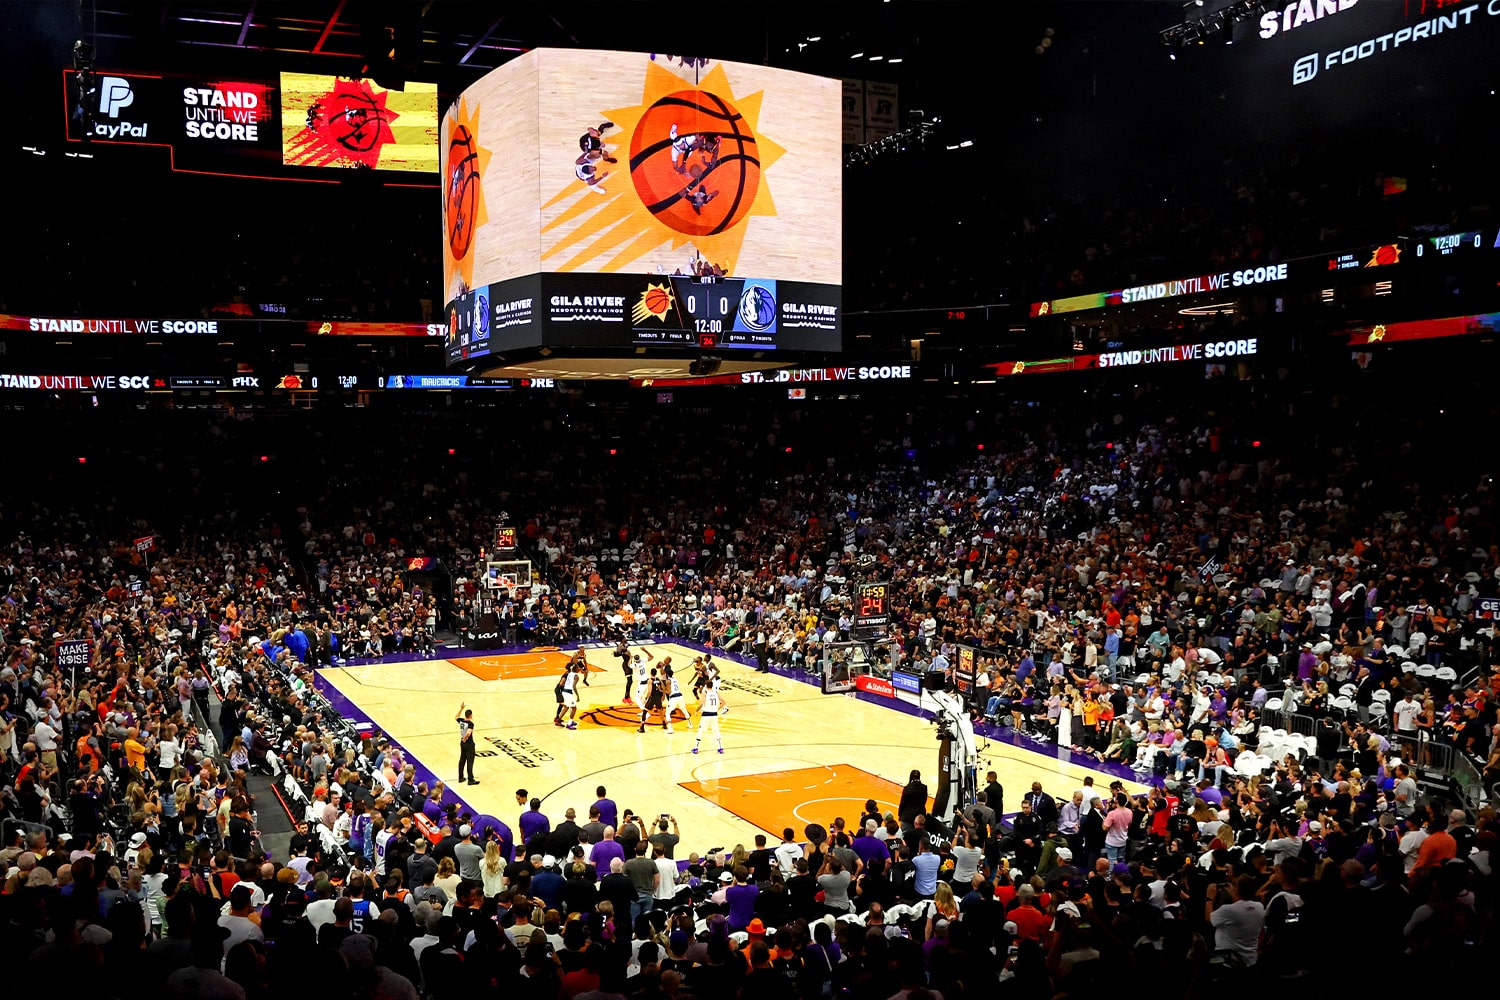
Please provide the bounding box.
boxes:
[851,52,864,59]
[887,57,903,64]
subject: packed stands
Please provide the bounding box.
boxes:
[1,377,1497,992]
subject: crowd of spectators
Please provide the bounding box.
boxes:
[1,376,1499,992]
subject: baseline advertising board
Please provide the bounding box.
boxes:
[1029,242,1404,317]
[0,313,442,338]
[986,337,1260,377]
[0,372,384,392]
[629,363,913,389]
[441,50,842,363]
[1345,311,1500,346]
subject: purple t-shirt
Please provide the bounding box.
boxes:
[594,798,618,830]
[851,835,891,867]
[591,839,626,873]
[489,820,515,861]
[726,882,759,930]
[519,809,551,844]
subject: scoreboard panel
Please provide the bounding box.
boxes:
[440,50,842,367]
[855,581,892,632]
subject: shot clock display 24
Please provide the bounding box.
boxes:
[855,581,892,631]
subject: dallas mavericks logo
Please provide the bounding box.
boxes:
[474,292,490,335]
[737,284,776,333]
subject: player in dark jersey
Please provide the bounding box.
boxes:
[615,639,634,702]
[579,121,617,161]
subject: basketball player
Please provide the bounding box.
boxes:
[575,153,609,194]
[615,639,634,703]
[570,648,592,688]
[691,667,726,754]
[578,121,617,161]
[663,664,687,733]
[554,661,573,727]
[638,653,674,730]
[685,183,719,216]
[638,665,667,733]
[557,661,583,730]
[669,124,699,172]
[690,656,711,699]
[632,649,655,709]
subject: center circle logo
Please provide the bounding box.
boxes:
[629,90,760,237]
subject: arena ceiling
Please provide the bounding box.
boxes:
[46,0,1000,81]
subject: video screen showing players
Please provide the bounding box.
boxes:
[440,50,842,358]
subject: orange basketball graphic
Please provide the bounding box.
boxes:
[446,123,480,260]
[629,90,760,237]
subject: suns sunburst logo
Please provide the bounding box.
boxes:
[542,61,786,277]
[443,98,490,298]
[633,282,677,324]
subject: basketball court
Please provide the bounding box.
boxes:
[316,642,1146,852]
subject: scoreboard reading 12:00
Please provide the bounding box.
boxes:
[629,276,780,347]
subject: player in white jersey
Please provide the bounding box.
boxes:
[691,669,727,754]
[632,649,654,707]
[574,152,609,194]
[558,662,583,730]
[663,665,686,733]
[669,123,696,170]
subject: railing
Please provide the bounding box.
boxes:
[1280,710,1318,738]
[1385,732,1489,811]
[1449,752,1489,812]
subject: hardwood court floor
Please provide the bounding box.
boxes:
[317,643,1145,852]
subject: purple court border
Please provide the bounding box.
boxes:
[312,638,1147,829]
